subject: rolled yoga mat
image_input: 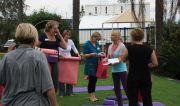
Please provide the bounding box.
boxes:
[46,55,58,63]
[41,48,58,55]
[107,96,128,100]
[103,100,115,105]
[59,56,81,85]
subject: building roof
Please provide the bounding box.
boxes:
[79,15,130,29]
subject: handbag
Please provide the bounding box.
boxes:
[0,86,3,99]
[96,57,109,79]
[138,78,153,102]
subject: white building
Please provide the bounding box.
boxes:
[79,2,151,44]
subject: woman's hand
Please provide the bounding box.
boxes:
[59,55,65,59]
[109,63,116,66]
[7,43,16,52]
[90,53,97,57]
[78,54,81,60]
[56,29,63,38]
[103,58,108,62]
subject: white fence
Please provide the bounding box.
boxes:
[79,28,149,44]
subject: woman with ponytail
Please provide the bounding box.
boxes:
[103,30,140,106]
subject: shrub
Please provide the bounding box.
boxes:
[158,44,180,78]
[168,30,180,47]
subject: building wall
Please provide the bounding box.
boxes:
[85,3,150,19]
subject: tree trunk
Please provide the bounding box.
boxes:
[73,0,80,37]
[155,0,163,54]
[18,0,23,24]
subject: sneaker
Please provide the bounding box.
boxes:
[84,75,89,80]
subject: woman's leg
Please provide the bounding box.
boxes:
[58,82,65,97]
[66,84,73,96]
[112,73,123,106]
[127,79,139,106]
[120,72,141,106]
[49,62,59,93]
[92,76,98,100]
[140,78,153,106]
[88,75,97,101]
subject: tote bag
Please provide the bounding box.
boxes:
[96,57,109,79]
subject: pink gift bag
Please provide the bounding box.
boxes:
[59,56,81,85]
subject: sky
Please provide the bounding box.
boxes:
[24,0,156,20]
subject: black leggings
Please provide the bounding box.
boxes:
[88,76,97,93]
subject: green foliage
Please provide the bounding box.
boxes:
[168,30,180,47]
[158,44,180,78]
[0,0,27,44]
[150,28,155,46]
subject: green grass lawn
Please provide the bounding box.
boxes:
[0,54,5,60]
[0,56,180,106]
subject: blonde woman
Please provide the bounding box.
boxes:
[123,28,158,106]
[103,30,140,106]
[0,23,59,106]
[35,20,67,93]
[83,32,101,102]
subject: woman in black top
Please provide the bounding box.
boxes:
[123,28,158,106]
[35,20,67,93]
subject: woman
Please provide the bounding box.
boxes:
[0,23,59,106]
[35,20,67,93]
[58,29,81,97]
[83,32,101,102]
[103,30,132,106]
[123,28,158,106]
[103,30,138,106]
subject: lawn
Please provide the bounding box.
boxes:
[0,55,180,106]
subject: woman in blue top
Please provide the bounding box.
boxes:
[103,30,140,106]
[35,20,67,93]
[83,32,101,102]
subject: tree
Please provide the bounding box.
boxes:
[73,0,80,37]
[155,0,163,54]
[131,0,146,29]
[117,0,130,3]
[80,5,85,18]
[18,0,23,24]
[0,0,19,44]
[0,0,27,44]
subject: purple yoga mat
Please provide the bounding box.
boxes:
[103,100,115,105]
[46,55,58,62]
[107,96,128,100]
[81,101,166,106]
[73,86,123,92]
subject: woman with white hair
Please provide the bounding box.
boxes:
[0,23,59,106]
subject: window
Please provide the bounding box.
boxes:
[121,6,123,13]
[105,6,107,14]
[95,7,97,14]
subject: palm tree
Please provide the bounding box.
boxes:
[155,0,163,54]
[73,0,80,37]
[18,0,23,24]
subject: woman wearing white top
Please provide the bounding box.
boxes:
[58,29,81,97]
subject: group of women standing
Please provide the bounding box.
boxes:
[0,19,158,106]
[83,29,158,106]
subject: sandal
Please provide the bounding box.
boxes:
[89,99,98,102]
